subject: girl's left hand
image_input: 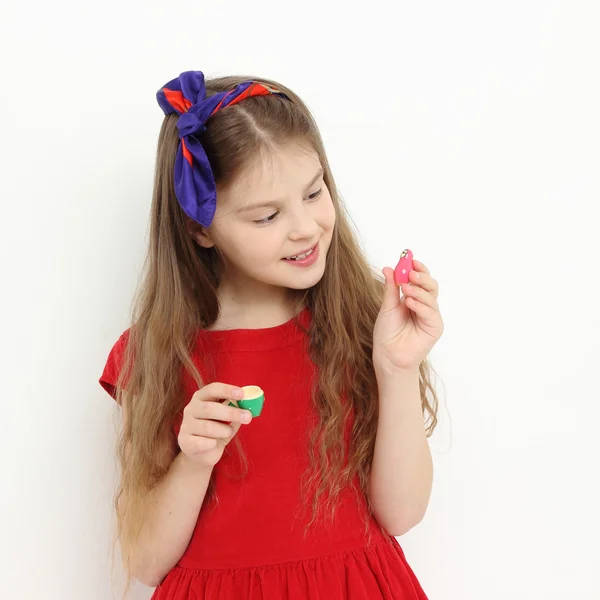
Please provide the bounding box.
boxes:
[373,259,444,374]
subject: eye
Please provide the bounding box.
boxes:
[251,189,322,225]
[253,211,279,225]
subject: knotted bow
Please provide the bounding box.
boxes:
[156,70,287,227]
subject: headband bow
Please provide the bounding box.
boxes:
[156,70,287,227]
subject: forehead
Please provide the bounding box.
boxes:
[218,143,322,209]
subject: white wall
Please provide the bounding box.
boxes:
[2,1,599,598]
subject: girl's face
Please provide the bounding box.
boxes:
[192,143,336,299]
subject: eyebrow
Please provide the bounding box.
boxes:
[236,167,325,213]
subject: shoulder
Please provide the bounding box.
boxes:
[99,328,133,402]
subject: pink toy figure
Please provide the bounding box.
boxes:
[394,249,414,285]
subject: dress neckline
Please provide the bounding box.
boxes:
[197,306,311,354]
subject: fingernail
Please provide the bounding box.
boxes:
[235,389,244,399]
[242,412,252,423]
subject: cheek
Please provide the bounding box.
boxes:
[319,194,336,232]
[219,226,278,265]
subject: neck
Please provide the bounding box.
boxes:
[212,277,305,330]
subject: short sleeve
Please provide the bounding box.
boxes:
[99,329,131,403]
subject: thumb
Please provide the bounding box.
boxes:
[380,267,401,313]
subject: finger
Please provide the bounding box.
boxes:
[223,419,243,444]
[189,399,252,424]
[412,259,430,275]
[404,296,441,328]
[380,267,401,313]
[216,399,244,444]
[401,282,438,310]
[408,269,439,295]
[220,399,253,425]
[194,382,244,403]
[185,418,235,440]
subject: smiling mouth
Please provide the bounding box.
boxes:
[283,244,317,261]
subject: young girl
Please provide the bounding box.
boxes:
[99,70,444,600]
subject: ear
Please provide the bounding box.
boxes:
[186,216,215,249]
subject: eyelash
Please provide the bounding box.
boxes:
[252,189,323,225]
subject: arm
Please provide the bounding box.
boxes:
[368,368,433,537]
[119,399,212,587]
[127,452,213,587]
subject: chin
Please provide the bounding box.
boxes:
[282,265,326,290]
[252,245,330,291]
[285,279,322,291]
[281,247,329,290]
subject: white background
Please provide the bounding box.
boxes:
[1,1,599,598]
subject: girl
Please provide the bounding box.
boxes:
[99,70,444,600]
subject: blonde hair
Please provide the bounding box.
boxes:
[110,74,441,597]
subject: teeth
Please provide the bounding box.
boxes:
[287,247,314,260]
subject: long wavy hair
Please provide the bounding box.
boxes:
[110,74,441,597]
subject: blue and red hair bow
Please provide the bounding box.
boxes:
[156,70,287,227]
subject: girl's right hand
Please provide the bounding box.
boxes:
[177,382,253,468]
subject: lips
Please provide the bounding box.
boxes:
[281,242,320,267]
[283,243,317,260]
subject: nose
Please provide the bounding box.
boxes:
[288,202,319,241]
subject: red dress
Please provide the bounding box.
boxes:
[99,308,428,599]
